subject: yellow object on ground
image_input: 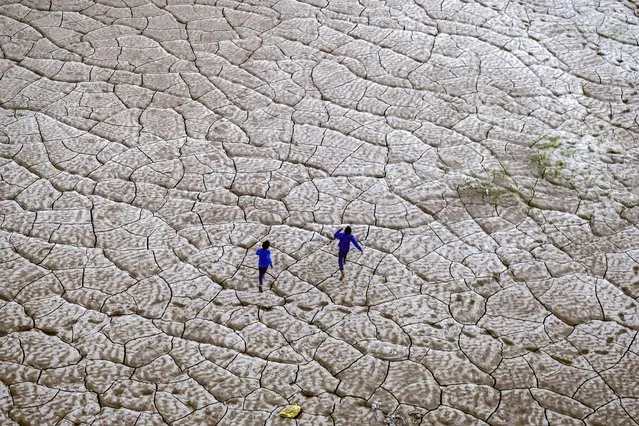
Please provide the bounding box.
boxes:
[279,404,302,418]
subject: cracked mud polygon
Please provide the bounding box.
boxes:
[1,0,639,425]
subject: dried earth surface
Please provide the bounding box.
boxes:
[1,0,639,425]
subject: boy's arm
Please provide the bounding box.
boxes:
[333,228,343,238]
[269,252,273,268]
[352,236,363,251]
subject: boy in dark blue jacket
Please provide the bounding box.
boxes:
[334,226,363,280]
[256,240,273,293]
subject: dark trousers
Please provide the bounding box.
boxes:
[338,250,349,271]
[258,267,268,285]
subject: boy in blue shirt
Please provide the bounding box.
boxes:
[334,226,363,280]
[256,240,273,293]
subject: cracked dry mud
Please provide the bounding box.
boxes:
[0,0,638,425]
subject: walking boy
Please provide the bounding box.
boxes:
[256,241,273,292]
[334,227,363,280]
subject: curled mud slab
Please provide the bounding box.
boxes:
[1,1,639,425]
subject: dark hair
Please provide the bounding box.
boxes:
[262,241,270,250]
[344,226,352,235]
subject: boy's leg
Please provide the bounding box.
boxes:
[258,267,267,291]
[338,250,347,280]
[338,251,346,271]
